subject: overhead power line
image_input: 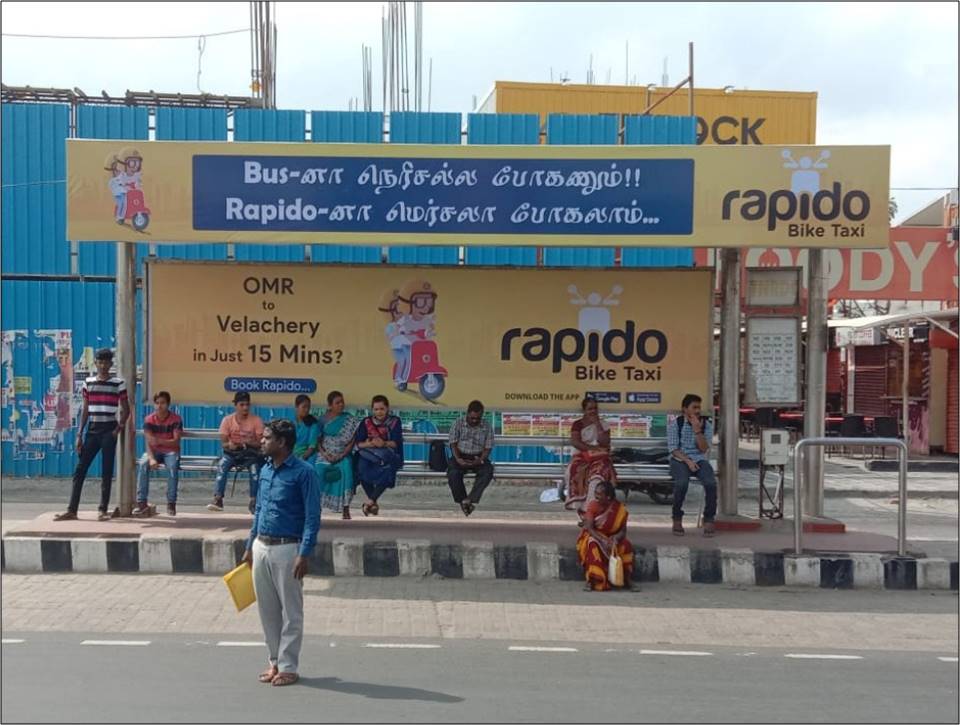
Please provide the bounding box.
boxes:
[2,28,250,41]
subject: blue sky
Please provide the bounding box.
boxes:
[2,1,957,221]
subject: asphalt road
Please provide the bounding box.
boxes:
[1,632,957,724]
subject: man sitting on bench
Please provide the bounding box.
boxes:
[208,391,265,514]
[447,400,495,517]
[667,393,717,538]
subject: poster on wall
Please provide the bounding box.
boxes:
[146,262,712,411]
[1,330,76,460]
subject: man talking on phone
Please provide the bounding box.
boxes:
[667,393,717,537]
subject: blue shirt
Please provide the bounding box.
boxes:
[667,415,713,464]
[247,454,321,557]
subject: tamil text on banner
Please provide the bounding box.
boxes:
[69,141,889,249]
[695,227,959,300]
[146,263,711,410]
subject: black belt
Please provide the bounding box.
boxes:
[258,535,301,546]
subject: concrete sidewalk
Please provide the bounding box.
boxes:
[3,510,956,592]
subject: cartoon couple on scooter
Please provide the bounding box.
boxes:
[104,147,151,232]
[378,279,448,402]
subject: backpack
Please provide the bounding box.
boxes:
[428,440,449,472]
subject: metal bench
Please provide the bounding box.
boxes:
[138,429,673,489]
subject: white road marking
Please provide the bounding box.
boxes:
[937,657,959,663]
[364,643,442,649]
[639,649,713,657]
[216,641,263,647]
[784,654,863,660]
[81,640,151,646]
[508,646,578,653]
[1,639,25,644]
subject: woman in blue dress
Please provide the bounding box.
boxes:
[315,390,360,519]
[355,395,404,516]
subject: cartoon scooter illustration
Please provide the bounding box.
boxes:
[395,279,448,401]
[118,147,151,232]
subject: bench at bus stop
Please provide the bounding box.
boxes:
[140,429,675,497]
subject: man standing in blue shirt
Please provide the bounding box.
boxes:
[241,419,321,687]
[667,393,717,538]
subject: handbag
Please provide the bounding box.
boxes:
[607,546,624,587]
[322,465,342,483]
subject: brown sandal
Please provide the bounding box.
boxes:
[272,672,299,687]
[342,506,351,520]
[258,667,278,683]
[53,511,77,521]
[362,503,373,517]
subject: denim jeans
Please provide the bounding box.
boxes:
[214,448,263,498]
[136,451,180,503]
[67,424,117,514]
[114,193,126,220]
[669,458,718,522]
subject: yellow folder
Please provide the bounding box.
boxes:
[223,563,256,612]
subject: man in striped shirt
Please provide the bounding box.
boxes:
[54,348,130,522]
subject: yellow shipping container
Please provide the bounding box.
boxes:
[478,81,817,144]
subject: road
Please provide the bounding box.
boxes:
[1,576,957,723]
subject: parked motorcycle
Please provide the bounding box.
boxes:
[611,447,675,505]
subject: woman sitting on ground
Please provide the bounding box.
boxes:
[355,394,404,516]
[577,480,635,591]
[564,396,617,512]
[315,390,360,520]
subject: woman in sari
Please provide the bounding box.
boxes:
[315,390,360,520]
[564,396,617,512]
[577,480,635,591]
[355,394,405,516]
[293,394,320,464]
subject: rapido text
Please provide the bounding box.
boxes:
[721,183,871,237]
[500,322,667,374]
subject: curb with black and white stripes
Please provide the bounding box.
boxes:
[1,536,957,591]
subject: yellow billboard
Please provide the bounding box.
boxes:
[146,262,712,410]
[69,140,889,249]
[484,81,817,145]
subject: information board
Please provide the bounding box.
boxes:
[745,317,801,406]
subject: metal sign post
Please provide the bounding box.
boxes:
[115,241,137,517]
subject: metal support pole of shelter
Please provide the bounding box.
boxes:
[115,242,137,517]
[793,437,908,556]
[804,249,827,516]
[902,322,910,453]
[718,247,740,515]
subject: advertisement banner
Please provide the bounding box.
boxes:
[146,263,711,411]
[69,140,890,249]
[695,227,958,300]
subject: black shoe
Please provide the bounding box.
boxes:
[248,498,257,515]
[207,495,224,512]
[166,502,177,516]
[132,501,150,517]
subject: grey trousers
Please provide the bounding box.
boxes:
[252,539,304,674]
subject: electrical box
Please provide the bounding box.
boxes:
[760,428,791,466]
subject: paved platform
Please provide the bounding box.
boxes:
[3,510,956,592]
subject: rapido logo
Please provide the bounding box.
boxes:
[500,285,667,374]
[721,149,871,233]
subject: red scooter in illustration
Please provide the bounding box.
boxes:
[123,188,151,232]
[394,338,448,401]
